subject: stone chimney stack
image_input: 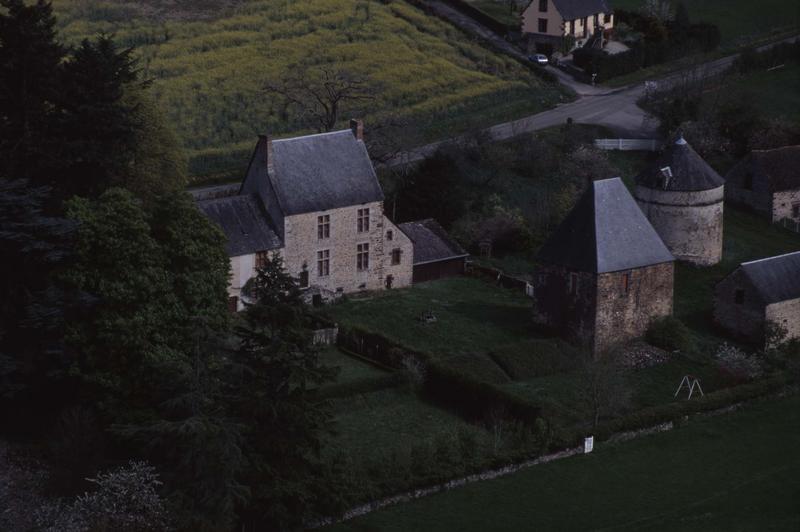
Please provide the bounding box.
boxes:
[259,134,274,173]
[350,118,364,141]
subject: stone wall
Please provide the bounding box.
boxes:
[229,253,255,301]
[282,201,413,294]
[635,185,724,266]
[772,189,800,223]
[713,269,765,342]
[594,262,674,355]
[724,176,772,220]
[766,298,800,343]
[532,265,598,348]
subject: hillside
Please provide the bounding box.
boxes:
[52,0,567,183]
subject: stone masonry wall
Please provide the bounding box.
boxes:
[593,262,674,355]
[713,269,765,343]
[533,265,597,349]
[282,201,413,294]
[772,189,800,223]
[766,298,800,343]
[635,185,724,266]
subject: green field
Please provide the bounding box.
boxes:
[319,347,390,387]
[51,0,567,182]
[323,277,534,360]
[329,394,800,531]
[326,387,490,461]
[703,62,800,125]
[610,0,800,48]
[465,0,520,26]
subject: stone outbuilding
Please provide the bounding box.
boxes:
[533,177,675,355]
[398,219,469,283]
[634,137,725,266]
[725,145,800,224]
[714,251,800,346]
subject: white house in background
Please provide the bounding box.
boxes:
[521,0,614,50]
[198,120,413,310]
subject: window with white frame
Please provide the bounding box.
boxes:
[357,208,370,233]
[357,243,369,271]
[317,249,330,277]
[317,214,330,239]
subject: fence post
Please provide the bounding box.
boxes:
[618,138,623,150]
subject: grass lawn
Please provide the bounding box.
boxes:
[328,394,800,531]
[325,387,489,461]
[51,0,568,183]
[321,277,536,361]
[318,347,390,388]
[610,0,800,49]
[675,206,800,344]
[465,0,520,26]
[701,62,800,125]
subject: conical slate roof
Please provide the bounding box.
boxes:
[537,177,674,273]
[636,137,724,192]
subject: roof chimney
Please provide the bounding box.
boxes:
[350,118,364,141]
[259,134,274,173]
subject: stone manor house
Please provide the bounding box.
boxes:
[198,120,463,310]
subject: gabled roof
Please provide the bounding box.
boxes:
[726,145,800,193]
[197,194,282,257]
[398,219,468,265]
[260,129,384,216]
[551,0,611,20]
[636,137,724,192]
[537,177,674,273]
[740,251,800,304]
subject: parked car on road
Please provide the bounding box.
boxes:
[528,53,548,66]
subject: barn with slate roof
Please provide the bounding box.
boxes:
[714,251,800,345]
[398,219,469,283]
[533,177,675,355]
[725,145,800,224]
[635,136,725,266]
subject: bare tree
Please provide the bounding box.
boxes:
[265,68,375,132]
[576,353,631,430]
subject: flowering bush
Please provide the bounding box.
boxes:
[715,343,763,381]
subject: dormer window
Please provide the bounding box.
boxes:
[539,0,547,12]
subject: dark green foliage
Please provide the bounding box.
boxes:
[490,339,581,380]
[229,255,337,530]
[0,0,65,182]
[646,316,696,354]
[0,178,74,413]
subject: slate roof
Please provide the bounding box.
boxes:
[398,219,468,265]
[264,129,384,216]
[740,251,800,304]
[552,0,611,20]
[537,177,674,273]
[636,137,725,192]
[197,194,282,257]
[725,145,800,193]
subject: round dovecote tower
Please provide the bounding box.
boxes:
[634,137,725,266]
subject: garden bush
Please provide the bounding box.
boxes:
[490,339,581,380]
[646,316,696,354]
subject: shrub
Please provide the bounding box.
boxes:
[490,339,581,380]
[646,316,695,353]
[715,343,764,381]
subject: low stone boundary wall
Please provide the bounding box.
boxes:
[594,138,661,151]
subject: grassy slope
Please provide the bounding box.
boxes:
[610,0,800,48]
[318,347,389,387]
[322,277,534,359]
[326,387,489,461]
[329,394,800,531]
[702,62,800,125]
[52,0,567,182]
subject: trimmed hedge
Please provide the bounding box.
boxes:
[646,316,696,354]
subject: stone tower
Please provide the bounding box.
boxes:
[634,137,725,266]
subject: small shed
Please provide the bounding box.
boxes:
[398,219,468,283]
[714,251,800,345]
[725,145,800,223]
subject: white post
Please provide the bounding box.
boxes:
[584,436,594,454]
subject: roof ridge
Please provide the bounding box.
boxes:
[741,250,800,266]
[271,129,351,143]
